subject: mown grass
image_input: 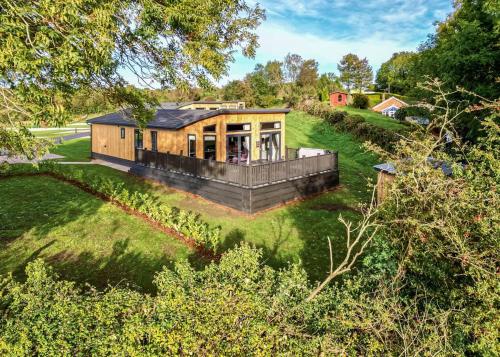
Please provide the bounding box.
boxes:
[50,138,92,162]
[39,111,379,283]
[0,176,198,292]
[342,106,406,131]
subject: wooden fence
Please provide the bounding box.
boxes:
[136,149,338,188]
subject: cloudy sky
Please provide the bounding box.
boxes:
[224,0,453,82]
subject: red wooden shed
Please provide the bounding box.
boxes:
[329,91,348,107]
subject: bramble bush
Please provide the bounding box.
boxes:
[299,101,401,150]
[0,163,221,252]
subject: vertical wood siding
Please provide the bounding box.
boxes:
[91,124,135,161]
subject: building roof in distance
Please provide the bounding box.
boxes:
[87,108,290,130]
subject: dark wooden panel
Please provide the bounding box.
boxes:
[128,164,339,214]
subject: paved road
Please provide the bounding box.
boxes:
[52,132,90,143]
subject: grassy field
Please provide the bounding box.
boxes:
[342,106,406,131]
[50,138,91,162]
[38,111,379,283]
[0,176,198,292]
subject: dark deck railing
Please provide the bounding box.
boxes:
[135,149,338,188]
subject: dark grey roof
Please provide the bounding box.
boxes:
[373,163,396,174]
[374,159,454,176]
[87,108,290,130]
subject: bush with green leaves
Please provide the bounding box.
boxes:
[300,101,400,150]
[351,93,370,109]
[394,105,431,121]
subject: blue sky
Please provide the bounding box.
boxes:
[224,0,454,83]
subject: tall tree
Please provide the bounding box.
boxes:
[297,59,319,88]
[0,0,264,157]
[317,73,343,101]
[283,53,304,83]
[222,80,254,106]
[376,52,416,94]
[337,54,373,92]
[264,60,284,89]
[408,0,499,140]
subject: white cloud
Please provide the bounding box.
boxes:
[223,22,417,83]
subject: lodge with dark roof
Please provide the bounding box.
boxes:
[88,104,289,165]
[87,102,340,213]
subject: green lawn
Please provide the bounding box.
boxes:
[342,106,406,131]
[42,111,379,283]
[32,129,90,138]
[0,176,198,292]
[50,137,92,162]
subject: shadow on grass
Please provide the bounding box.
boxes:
[0,176,205,294]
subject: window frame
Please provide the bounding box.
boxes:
[151,131,158,152]
[203,124,216,133]
[203,135,217,160]
[120,127,125,139]
[187,134,197,158]
[260,122,281,131]
[226,123,251,132]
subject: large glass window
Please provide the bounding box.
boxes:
[227,135,250,164]
[151,131,158,152]
[203,135,216,160]
[134,130,143,149]
[187,134,196,158]
[260,133,281,161]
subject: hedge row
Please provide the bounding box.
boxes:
[299,101,402,151]
[0,162,221,253]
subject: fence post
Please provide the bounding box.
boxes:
[317,153,320,172]
[302,155,306,177]
[154,151,158,169]
[286,158,290,181]
[249,164,253,188]
[268,162,272,184]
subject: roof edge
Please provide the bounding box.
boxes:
[86,108,291,129]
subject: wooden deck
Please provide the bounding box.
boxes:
[130,149,340,213]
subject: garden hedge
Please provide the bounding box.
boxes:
[299,101,401,151]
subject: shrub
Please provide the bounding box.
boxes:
[395,105,432,122]
[300,101,401,151]
[351,94,369,109]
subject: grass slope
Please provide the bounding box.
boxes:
[0,176,197,292]
[342,106,406,131]
[44,111,379,283]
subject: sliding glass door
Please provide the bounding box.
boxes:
[260,132,281,161]
[226,135,250,164]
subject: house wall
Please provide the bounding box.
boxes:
[142,113,286,161]
[91,112,286,163]
[372,97,407,113]
[329,92,347,107]
[376,171,395,203]
[91,124,136,161]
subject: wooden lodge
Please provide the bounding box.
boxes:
[88,104,340,213]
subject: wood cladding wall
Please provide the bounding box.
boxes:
[91,113,286,163]
[142,113,286,162]
[91,124,135,161]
